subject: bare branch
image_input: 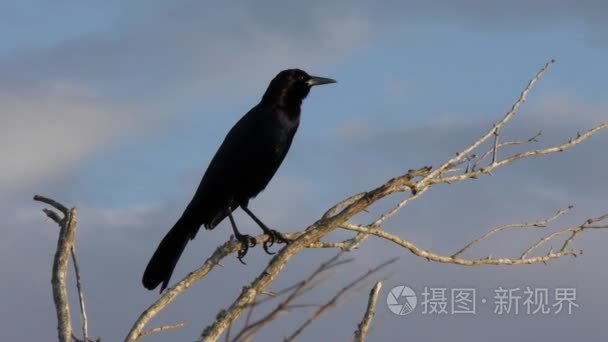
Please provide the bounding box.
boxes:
[42,208,63,224]
[521,214,608,258]
[231,253,349,341]
[35,195,94,342]
[126,232,354,342]
[71,244,89,342]
[340,222,593,266]
[284,258,396,342]
[125,239,244,342]
[369,167,431,227]
[452,205,574,257]
[139,321,187,339]
[473,130,542,166]
[431,124,608,185]
[427,59,555,180]
[34,194,77,342]
[491,126,500,165]
[322,193,367,220]
[354,282,382,342]
[34,194,69,216]
[71,333,101,342]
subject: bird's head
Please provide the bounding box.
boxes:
[261,69,336,108]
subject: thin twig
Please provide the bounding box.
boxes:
[139,321,187,339]
[34,194,69,215]
[354,282,382,342]
[71,244,89,342]
[231,253,348,342]
[284,258,397,341]
[521,214,608,258]
[124,239,247,342]
[71,333,100,342]
[452,205,573,257]
[124,234,347,342]
[42,208,63,224]
[431,124,608,185]
[340,223,586,266]
[491,127,500,165]
[474,130,542,165]
[426,59,555,180]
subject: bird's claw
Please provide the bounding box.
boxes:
[262,229,287,255]
[236,234,257,264]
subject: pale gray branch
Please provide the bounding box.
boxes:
[34,195,78,342]
[284,258,396,342]
[452,205,574,257]
[521,214,608,258]
[71,244,89,342]
[473,130,542,166]
[425,59,555,180]
[125,233,347,342]
[431,124,608,185]
[354,282,382,342]
[138,321,187,339]
[231,253,348,342]
[340,223,597,266]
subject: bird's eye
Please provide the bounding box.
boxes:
[299,75,305,81]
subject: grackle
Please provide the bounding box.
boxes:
[142,69,336,292]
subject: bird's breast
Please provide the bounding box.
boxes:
[273,114,298,153]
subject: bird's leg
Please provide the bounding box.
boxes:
[227,208,256,264]
[241,206,287,254]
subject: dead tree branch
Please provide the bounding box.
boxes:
[139,321,187,339]
[452,205,574,257]
[354,282,382,342]
[34,195,79,342]
[230,252,349,342]
[521,213,608,258]
[341,209,608,266]
[125,232,356,341]
[71,243,89,342]
[283,258,396,341]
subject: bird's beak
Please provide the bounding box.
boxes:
[306,76,337,87]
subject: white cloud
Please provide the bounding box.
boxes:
[0,82,133,192]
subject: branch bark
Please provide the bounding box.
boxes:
[34,195,78,342]
[283,258,396,341]
[354,282,382,342]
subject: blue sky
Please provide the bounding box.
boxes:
[1,1,608,341]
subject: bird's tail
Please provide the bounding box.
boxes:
[142,217,197,292]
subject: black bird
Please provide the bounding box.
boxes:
[142,69,336,292]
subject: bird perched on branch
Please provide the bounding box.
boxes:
[143,69,336,292]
